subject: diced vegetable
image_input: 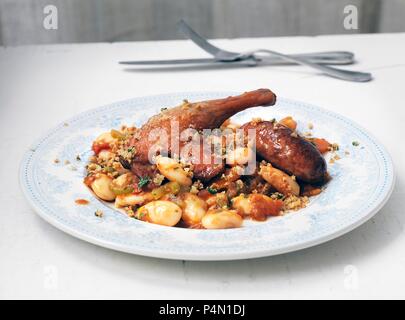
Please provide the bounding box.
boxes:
[111,186,134,195]
[249,194,283,220]
[110,129,126,140]
[92,142,110,156]
[279,116,297,131]
[232,193,283,221]
[311,138,331,154]
[151,182,181,200]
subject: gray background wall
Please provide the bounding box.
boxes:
[1,0,404,46]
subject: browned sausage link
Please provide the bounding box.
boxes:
[241,121,327,183]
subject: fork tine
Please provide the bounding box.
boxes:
[177,20,239,58]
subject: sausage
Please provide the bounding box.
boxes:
[241,120,327,183]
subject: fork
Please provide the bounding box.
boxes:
[177,20,372,82]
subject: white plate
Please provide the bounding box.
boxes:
[19,92,395,261]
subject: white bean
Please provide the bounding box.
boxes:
[231,195,252,215]
[201,210,243,229]
[226,147,254,166]
[259,164,300,196]
[180,193,207,226]
[156,156,192,186]
[98,150,114,161]
[115,192,152,208]
[91,174,116,201]
[111,173,133,189]
[137,200,182,227]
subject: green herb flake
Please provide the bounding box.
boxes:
[207,187,218,194]
[138,176,150,188]
[104,166,115,173]
[272,192,285,200]
[352,141,360,147]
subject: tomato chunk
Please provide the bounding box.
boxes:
[249,194,283,221]
[92,141,110,155]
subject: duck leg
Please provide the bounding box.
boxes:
[130,89,276,167]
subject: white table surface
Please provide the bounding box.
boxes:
[0,33,404,300]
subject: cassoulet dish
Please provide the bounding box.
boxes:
[84,89,333,229]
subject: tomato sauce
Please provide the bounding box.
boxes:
[75,199,90,205]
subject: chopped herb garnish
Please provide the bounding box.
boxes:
[127,147,135,153]
[138,176,150,188]
[160,107,168,112]
[207,187,218,194]
[76,155,81,161]
[272,192,285,200]
[352,141,360,147]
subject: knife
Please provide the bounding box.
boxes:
[119,55,354,66]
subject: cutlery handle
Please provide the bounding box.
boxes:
[260,52,354,65]
[291,51,354,60]
[254,49,371,82]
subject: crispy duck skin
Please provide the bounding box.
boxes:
[241,120,327,183]
[129,89,276,181]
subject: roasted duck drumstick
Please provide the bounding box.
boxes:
[129,88,276,162]
[241,120,327,184]
[129,89,277,181]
